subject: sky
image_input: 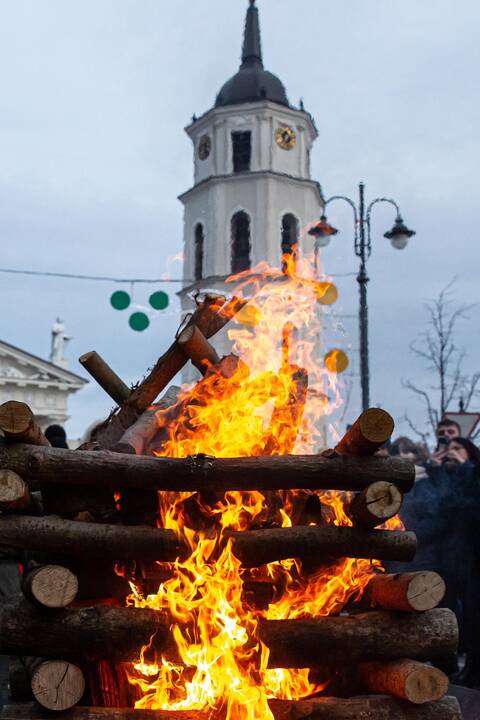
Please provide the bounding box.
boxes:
[0,0,479,442]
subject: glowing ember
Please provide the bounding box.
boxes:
[126,252,401,719]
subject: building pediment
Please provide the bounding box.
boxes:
[0,340,87,390]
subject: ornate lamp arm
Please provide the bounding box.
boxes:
[365,197,401,256]
[324,195,359,252]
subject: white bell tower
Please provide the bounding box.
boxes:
[179,0,323,377]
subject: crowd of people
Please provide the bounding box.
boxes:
[382,419,480,688]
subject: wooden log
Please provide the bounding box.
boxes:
[347,481,403,529]
[0,705,212,720]
[365,572,446,612]
[79,352,130,406]
[0,603,456,667]
[269,695,461,719]
[261,365,308,455]
[259,609,458,668]
[358,659,449,704]
[125,294,246,415]
[0,401,49,446]
[39,484,119,523]
[22,564,78,608]
[0,444,415,493]
[335,408,394,456]
[0,515,182,562]
[176,324,220,374]
[0,697,462,720]
[0,469,32,512]
[230,525,416,567]
[30,659,85,711]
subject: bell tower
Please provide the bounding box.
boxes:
[179,0,323,376]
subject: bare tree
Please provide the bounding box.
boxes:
[403,281,480,438]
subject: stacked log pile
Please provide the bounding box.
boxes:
[0,295,462,719]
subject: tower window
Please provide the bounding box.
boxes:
[231,211,251,273]
[281,213,299,272]
[232,131,251,172]
[194,223,204,281]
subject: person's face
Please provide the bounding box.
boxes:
[436,424,460,442]
[447,440,469,464]
[400,450,417,463]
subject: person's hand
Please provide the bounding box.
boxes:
[446,447,467,465]
[430,448,448,466]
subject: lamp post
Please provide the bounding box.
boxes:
[308,182,415,411]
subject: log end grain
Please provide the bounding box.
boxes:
[359,659,449,704]
[31,661,85,711]
[24,565,78,608]
[359,408,395,445]
[406,572,446,612]
[0,470,31,512]
[348,481,403,529]
[0,401,32,435]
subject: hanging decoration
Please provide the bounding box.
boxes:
[110,288,170,331]
[324,348,349,373]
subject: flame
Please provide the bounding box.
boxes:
[126,252,401,718]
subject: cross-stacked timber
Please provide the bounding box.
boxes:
[0,603,457,666]
[0,696,463,720]
[357,660,449,704]
[0,444,414,493]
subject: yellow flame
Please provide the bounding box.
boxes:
[125,253,401,718]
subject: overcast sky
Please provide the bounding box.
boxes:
[0,0,479,442]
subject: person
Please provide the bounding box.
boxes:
[429,419,461,466]
[444,437,480,475]
[44,425,68,449]
[390,436,429,480]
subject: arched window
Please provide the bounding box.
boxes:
[231,211,251,273]
[194,223,204,281]
[281,213,299,271]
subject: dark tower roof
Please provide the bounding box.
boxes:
[215,0,289,109]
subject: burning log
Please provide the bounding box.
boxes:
[0,469,32,512]
[229,525,416,567]
[269,695,461,719]
[176,324,221,374]
[0,603,456,666]
[335,408,394,456]
[365,572,446,613]
[262,365,308,455]
[0,444,415,493]
[0,401,49,447]
[79,352,130,406]
[346,481,403,529]
[22,564,78,608]
[357,659,449,704]
[259,609,458,668]
[0,515,182,562]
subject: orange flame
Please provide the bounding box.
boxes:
[126,253,401,718]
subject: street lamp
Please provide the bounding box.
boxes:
[308,181,415,411]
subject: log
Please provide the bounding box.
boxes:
[269,695,461,719]
[22,564,78,608]
[0,469,32,512]
[0,401,49,447]
[0,602,173,661]
[335,408,394,456]
[261,365,308,455]
[79,352,130,406]
[0,603,456,667]
[229,525,417,567]
[347,481,403,529]
[0,705,213,720]
[30,660,85,711]
[0,444,415,493]
[365,572,446,612]
[259,609,458,668]
[176,324,220,374]
[358,659,449,704]
[0,515,182,562]
[0,698,462,720]
[40,484,119,523]
[125,293,246,415]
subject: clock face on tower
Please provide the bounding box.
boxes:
[198,134,211,160]
[275,125,296,150]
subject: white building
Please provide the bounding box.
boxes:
[0,321,87,429]
[179,0,323,378]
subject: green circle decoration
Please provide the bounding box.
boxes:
[129,312,150,332]
[110,290,131,311]
[149,290,169,311]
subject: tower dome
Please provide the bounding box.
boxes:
[215,0,289,108]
